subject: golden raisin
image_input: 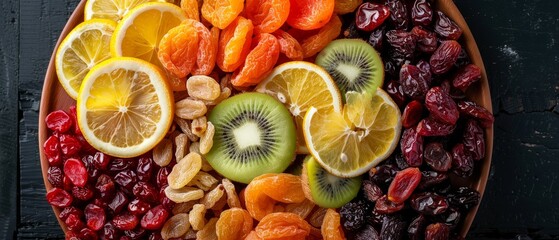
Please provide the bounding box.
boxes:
[321,209,345,240]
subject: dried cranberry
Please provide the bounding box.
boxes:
[417,117,456,136]
[402,100,424,128]
[68,105,81,135]
[141,205,169,230]
[93,152,111,170]
[102,222,122,239]
[388,168,422,203]
[375,195,404,214]
[452,64,481,91]
[47,166,64,188]
[72,185,94,201]
[457,100,494,128]
[160,195,176,211]
[109,158,137,172]
[64,158,88,187]
[369,164,398,188]
[128,199,151,216]
[95,174,116,201]
[411,0,433,26]
[418,171,448,190]
[59,134,82,157]
[137,156,154,182]
[463,120,485,160]
[386,0,408,29]
[447,187,480,210]
[125,228,147,240]
[354,224,380,240]
[430,40,461,74]
[59,206,83,221]
[400,128,424,167]
[156,167,171,188]
[355,2,390,31]
[380,215,406,240]
[85,203,106,231]
[63,176,73,191]
[400,63,429,100]
[408,215,428,240]
[108,191,129,214]
[385,80,407,108]
[76,135,96,155]
[114,170,138,191]
[45,110,72,133]
[411,26,438,53]
[424,142,452,172]
[368,26,385,51]
[65,213,85,232]
[363,180,383,202]
[386,30,416,57]
[44,135,62,166]
[410,192,448,215]
[81,155,101,181]
[133,182,158,203]
[65,230,80,240]
[340,199,370,231]
[425,223,450,240]
[79,228,97,240]
[425,87,459,125]
[434,11,462,40]
[46,187,73,207]
[112,213,139,231]
[451,143,474,177]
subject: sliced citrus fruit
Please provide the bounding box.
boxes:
[55,19,116,99]
[254,61,342,153]
[303,89,402,177]
[110,2,187,68]
[76,57,174,158]
[84,0,167,22]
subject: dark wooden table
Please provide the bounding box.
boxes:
[1,0,558,239]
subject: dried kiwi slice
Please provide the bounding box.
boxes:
[315,38,384,100]
[206,92,297,184]
[302,155,362,208]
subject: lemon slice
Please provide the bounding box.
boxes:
[76,57,174,158]
[55,19,116,99]
[255,61,343,153]
[110,2,187,68]
[84,0,167,22]
[303,89,402,177]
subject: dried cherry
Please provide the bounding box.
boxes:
[425,86,459,125]
[355,3,390,32]
[387,167,422,203]
[463,119,485,160]
[424,142,452,172]
[400,128,424,167]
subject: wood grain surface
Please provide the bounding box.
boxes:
[1,0,558,239]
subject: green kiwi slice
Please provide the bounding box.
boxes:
[206,92,297,184]
[315,38,384,100]
[302,155,362,208]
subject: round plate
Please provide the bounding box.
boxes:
[38,0,493,236]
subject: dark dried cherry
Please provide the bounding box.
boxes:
[114,170,138,191]
[408,215,429,240]
[387,167,422,203]
[112,213,139,231]
[411,0,433,26]
[463,119,485,160]
[93,152,111,170]
[434,11,462,40]
[375,195,404,214]
[108,191,129,214]
[410,192,448,215]
[108,158,137,172]
[95,174,116,201]
[425,223,450,240]
[156,166,171,188]
[402,100,424,128]
[424,142,452,172]
[387,30,416,58]
[457,100,494,128]
[133,182,159,203]
[136,156,154,182]
[453,64,481,91]
[417,117,456,136]
[400,128,424,167]
[128,199,151,216]
[425,86,459,125]
[451,143,474,177]
[355,2,391,31]
[430,40,461,74]
[400,63,429,100]
[447,187,480,210]
[45,110,73,133]
[386,0,408,29]
[411,26,438,53]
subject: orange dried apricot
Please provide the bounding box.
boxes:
[256,173,307,204]
[244,181,276,221]
[190,22,218,75]
[255,212,311,240]
[301,15,342,58]
[231,33,280,87]
[284,198,315,219]
[272,30,303,60]
[245,231,263,240]
[216,208,254,240]
[217,16,254,72]
[321,209,345,240]
[166,72,187,92]
[158,23,200,78]
[245,0,290,34]
[334,0,363,14]
[181,0,200,21]
[287,0,335,30]
[201,0,244,29]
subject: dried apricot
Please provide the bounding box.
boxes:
[255,212,311,240]
[166,72,187,92]
[245,231,263,240]
[245,0,290,34]
[158,23,199,78]
[181,0,200,21]
[334,0,363,14]
[321,209,345,240]
[287,0,335,30]
[231,33,280,87]
[272,30,304,60]
[255,173,307,203]
[201,0,244,29]
[216,208,254,240]
[217,16,254,72]
[284,198,315,219]
[301,15,342,58]
[190,21,218,75]
[244,182,276,221]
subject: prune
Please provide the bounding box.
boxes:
[400,63,429,100]
[400,128,424,167]
[452,64,481,91]
[424,142,452,172]
[425,223,450,240]
[375,195,404,214]
[386,0,408,29]
[355,2,391,31]
[451,143,474,177]
[363,180,384,202]
[354,224,380,240]
[411,0,433,26]
[387,168,422,203]
[368,26,385,51]
[447,187,480,210]
[380,215,406,240]
[411,26,438,53]
[457,100,494,128]
[408,215,428,240]
[402,100,424,128]
[434,11,462,40]
[386,80,407,108]
[463,120,485,160]
[410,192,448,215]
[417,117,456,136]
[425,87,459,125]
[418,171,448,190]
[430,40,461,74]
[369,164,398,188]
[340,199,370,231]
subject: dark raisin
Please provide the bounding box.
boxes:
[375,195,404,214]
[369,208,387,227]
[430,40,461,74]
[424,142,452,172]
[369,164,398,189]
[386,0,408,29]
[463,120,485,160]
[380,215,406,240]
[447,187,480,210]
[418,171,448,190]
[363,180,384,202]
[434,207,461,229]
[368,26,385,51]
[400,63,429,100]
[411,26,437,53]
[411,0,433,26]
[387,168,422,203]
[451,143,474,177]
[452,64,481,91]
[340,199,370,231]
[400,128,424,167]
[355,2,391,31]
[394,152,410,170]
[408,215,429,240]
[425,223,450,240]
[386,80,407,108]
[410,192,448,215]
[417,117,456,136]
[457,100,494,128]
[402,100,424,128]
[425,87,459,125]
[354,224,380,240]
[434,11,462,40]
[387,30,416,58]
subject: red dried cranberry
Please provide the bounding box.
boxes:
[63,176,73,191]
[355,2,390,31]
[109,158,137,172]
[410,192,448,215]
[425,223,450,240]
[386,0,408,29]
[112,213,139,231]
[76,135,96,155]
[95,174,116,201]
[411,0,433,26]
[452,64,481,91]
[368,26,385,51]
[387,168,422,203]
[128,199,150,216]
[46,188,73,207]
[416,117,456,136]
[85,203,106,231]
[68,105,81,135]
[93,198,108,209]
[156,167,171,188]
[59,134,82,157]
[72,185,94,201]
[386,80,407,108]
[386,30,416,57]
[434,11,462,40]
[64,158,88,187]
[457,100,494,128]
[125,227,147,240]
[141,205,169,230]
[65,213,85,232]
[44,135,62,166]
[93,152,111,170]
[65,230,80,240]
[108,191,129,214]
[114,170,138,190]
[45,110,72,133]
[451,143,474,177]
[418,171,448,190]
[402,100,424,128]
[59,206,83,221]
[81,155,100,180]
[121,236,133,240]
[79,228,98,240]
[47,166,64,188]
[102,222,122,239]
[160,195,176,211]
[463,120,485,160]
[430,40,461,74]
[425,87,459,125]
[375,195,404,214]
[133,182,158,203]
[136,156,154,182]
[400,64,429,100]
[424,142,452,172]
[363,180,383,202]
[411,26,437,53]
[400,128,424,167]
